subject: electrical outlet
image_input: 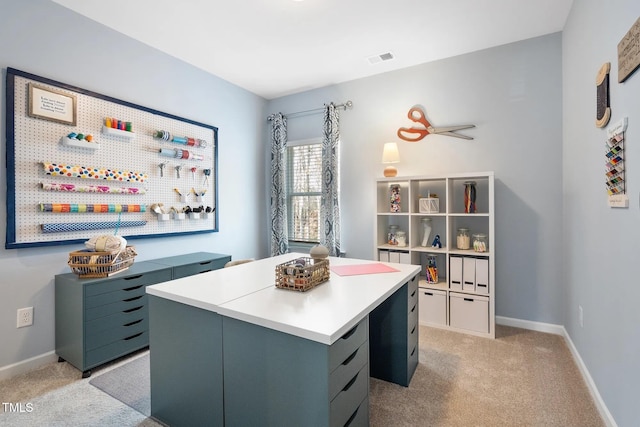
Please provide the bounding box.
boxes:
[579,305,583,328]
[17,307,33,328]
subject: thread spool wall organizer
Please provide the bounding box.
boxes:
[5,68,219,248]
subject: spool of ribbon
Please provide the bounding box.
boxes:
[39,203,146,213]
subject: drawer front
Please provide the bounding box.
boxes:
[329,342,368,400]
[407,318,418,354]
[329,318,368,373]
[330,366,368,427]
[85,269,171,297]
[85,330,148,369]
[172,258,228,279]
[408,274,419,295]
[450,293,489,333]
[408,299,418,330]
[419,289,447,326]
[85,295,147,321]
[85,283,146,309]
[407,280,418,311]
[85,317,148,350]
[341,397,368,427]
[85,304,148,335]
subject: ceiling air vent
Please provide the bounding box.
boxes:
[367,52,394,65]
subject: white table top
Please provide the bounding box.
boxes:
[146,253,420,345]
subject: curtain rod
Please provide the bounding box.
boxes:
[267,100,353,121]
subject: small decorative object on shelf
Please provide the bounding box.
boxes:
[463,181,477,213]
[473,233,487,252]
[419,195,439,213]
[275,257,330,292]
[388,225,399,245]
[456,228,470,249]
[425,254,438,284]
[420,217,432,247]
[431,234,442,249]
[390,184,401,212]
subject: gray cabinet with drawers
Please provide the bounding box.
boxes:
[369,274,419,387]
[223,316,370,427]
[55,252,230,377]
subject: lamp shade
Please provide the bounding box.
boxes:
[382,142,400,177]
[382,142,400,164]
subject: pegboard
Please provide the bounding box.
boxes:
[5,68,219,249]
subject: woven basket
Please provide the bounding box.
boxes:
[275,257,330,292]
[68,246,137,278]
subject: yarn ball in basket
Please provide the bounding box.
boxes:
[85,235,127,253]
[310,245,329,260]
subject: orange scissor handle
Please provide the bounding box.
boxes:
[397,107,432,142]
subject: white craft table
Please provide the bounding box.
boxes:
[146,253,420,426]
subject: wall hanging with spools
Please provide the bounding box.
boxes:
[5,67,219,249]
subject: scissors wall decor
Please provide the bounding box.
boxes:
[397,106,475,142]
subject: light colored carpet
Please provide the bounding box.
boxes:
[0,326,605,426]
[88,354,150,417]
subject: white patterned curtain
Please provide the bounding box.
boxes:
[321,103,341,256]
[270,113,289,256]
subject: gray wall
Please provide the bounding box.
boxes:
[563,1,640,425]
[0,0,268,368]
[267,34,565,326]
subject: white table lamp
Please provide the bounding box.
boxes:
[382,142,400,177]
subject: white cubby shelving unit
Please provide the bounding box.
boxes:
[375,172,495,338]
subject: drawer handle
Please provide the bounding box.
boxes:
[342,348,359,366]
[411,325,416,335]
[199,261,213,266]
[410,290,416,298]
[452,280,461,285]
[341,324,358,340]
[411,304,416,313]
[123,295,143,302]
[123,306,143,313]
[464,281,474,285]
[477,284,487,288]
[123,285,143,291]
[344,406,359,427]
[198,270,212,274]
[123,319,143,327]
[124,275,143,281]
[123,332,143,341]
[464,298,474,302]
[411,346,416,356]
[424,292,433,296]
[342,372,359,392]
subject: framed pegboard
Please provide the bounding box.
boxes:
[5,67,219,249]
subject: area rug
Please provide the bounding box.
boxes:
[89,354,150,417]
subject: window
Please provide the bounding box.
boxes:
[287,139,322,243]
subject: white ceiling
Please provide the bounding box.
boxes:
[52,0,573,100]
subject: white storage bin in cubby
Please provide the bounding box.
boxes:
[419,288,447,326]
[449,292,489,334]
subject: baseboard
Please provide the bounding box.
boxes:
[496,315,565,335]
[496,316,618,427]
[0,351,58,382]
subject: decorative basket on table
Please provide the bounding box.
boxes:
[275,257,330,292]
[68,246,137,278]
